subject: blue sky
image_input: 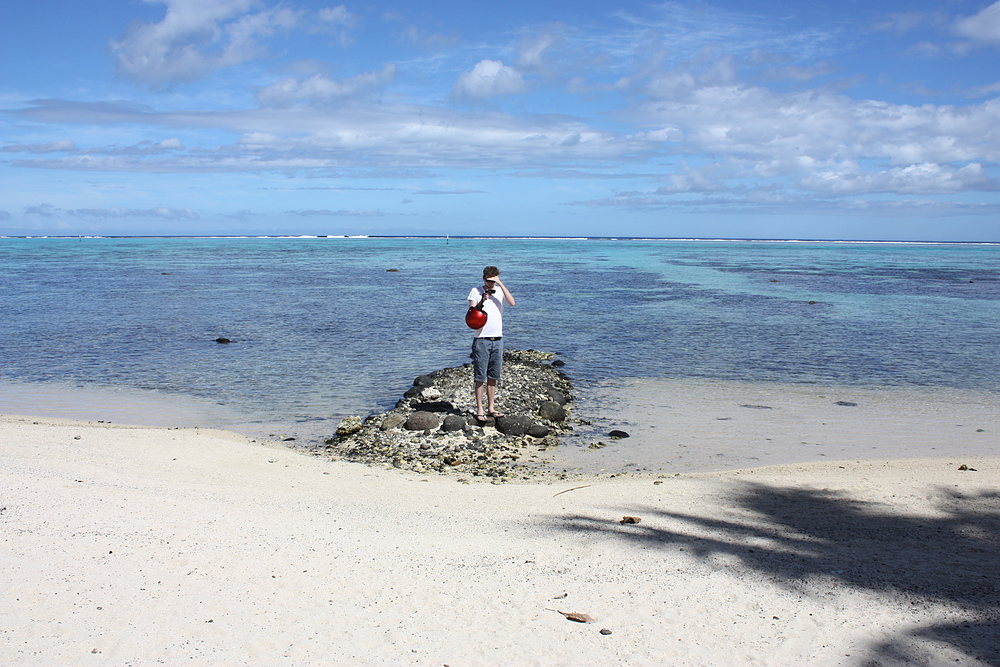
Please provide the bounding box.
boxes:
[1,0,999,240]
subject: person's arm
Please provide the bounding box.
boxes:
[492,277,515,306]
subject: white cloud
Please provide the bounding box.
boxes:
[413,189,484,195]
[69,206,199,219]
[20,204,198,219]
[2,139,77,153]
[314,5,358,46]
[452,60,526,99]
[11,55,1000,200]
[226,209,254,221]
[286,208,385,216]
[517,32,558,69]
[5,138,185,156]
[256,65,397,106]
[395,25,459,49]
[634,69,1000,195]
[874,11,942,35]
[801,162,995,195]
[656,163,732,194]
[24,204,60,216]
[11,99,630,171]
[111,0,302,86]
[955,1,1000,44]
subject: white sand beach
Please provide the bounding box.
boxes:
[2,410,998,666]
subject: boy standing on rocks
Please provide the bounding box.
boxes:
[468,266,515,422]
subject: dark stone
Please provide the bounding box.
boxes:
[467,413,495,427]
[609,430,630,439]
[551,360,565,367]
[404,411,440,431]
[527,424,550,438]
[740,404,772,410]
[403,386,422,399]
[495,414,533,436]
[411,401,455,413]
[386,268,400,272]
[834,401,858,407]
[538,400,567,422]
[545,388,567,405]
[380,414,406,431]
[413,374,435,388]
[215,337,232,344]
[442,414,466,432]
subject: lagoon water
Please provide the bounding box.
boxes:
[2,236,998,469]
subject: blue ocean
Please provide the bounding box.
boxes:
[2,236,999,461]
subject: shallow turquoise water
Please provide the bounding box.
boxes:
[1,237,998,441]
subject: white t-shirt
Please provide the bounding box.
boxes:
[467,286,506,338]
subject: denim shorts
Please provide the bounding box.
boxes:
[472,337,503,382]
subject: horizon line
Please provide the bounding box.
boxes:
[3,234,1000,245]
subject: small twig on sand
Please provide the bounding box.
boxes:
[553,485,592,497]
[545,608,596,623]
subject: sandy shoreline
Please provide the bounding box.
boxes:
[560,378,1000,474]
[2,414,998,665]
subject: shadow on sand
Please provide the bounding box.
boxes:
[549,482,1000,665]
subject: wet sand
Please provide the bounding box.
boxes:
[562,378,1000,474]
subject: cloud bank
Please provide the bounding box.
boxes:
[3,0,999,236]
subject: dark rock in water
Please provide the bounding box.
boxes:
[609,430,630,439]
[551,360,565,367]
[413,374,435,388]
[410,401,455,413]
[380,414,406,431]
[403,386,423,399]
[834,401,858,407]
[404,411,440,431]
[386,268,400,272]
[545,388,567,406]
[538,400,567,422]
[528,424,550,438]
[215,337,232,344]
[442,414,466,432]
[495,414,533,436]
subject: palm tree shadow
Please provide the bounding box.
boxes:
[549,482,1000,665]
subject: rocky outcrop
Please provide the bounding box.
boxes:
[323,349,573,481]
